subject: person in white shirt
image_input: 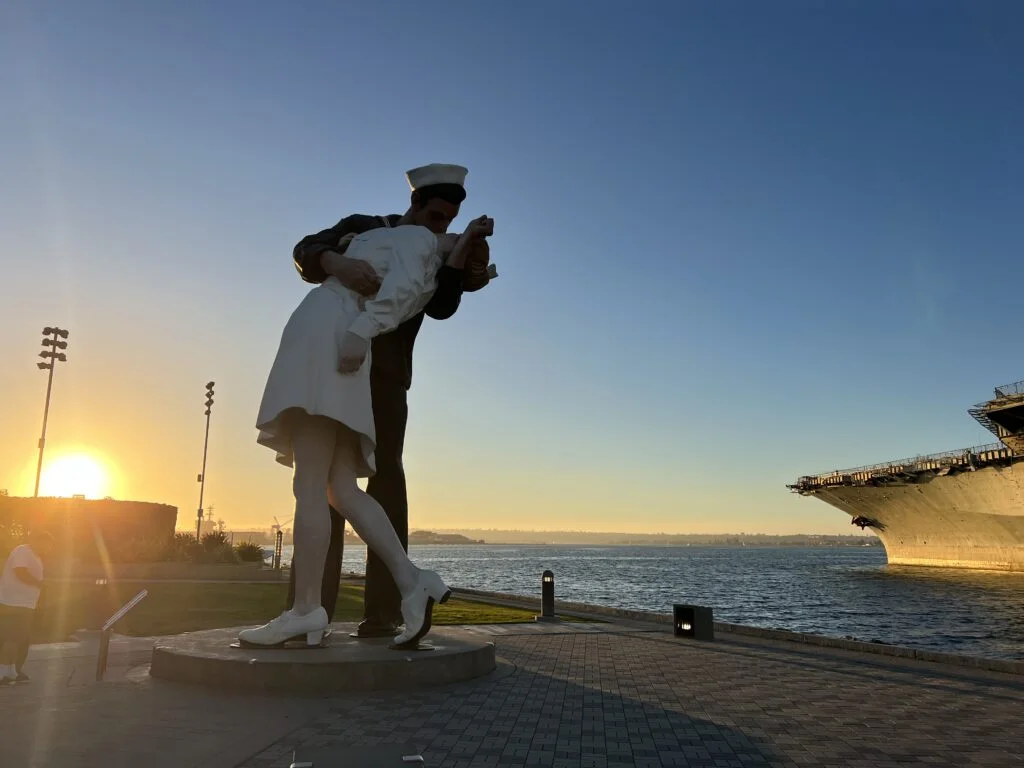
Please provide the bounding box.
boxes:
[240,208,493,652]
[1,531,52,685]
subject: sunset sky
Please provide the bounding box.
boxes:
[2,1,1022,535]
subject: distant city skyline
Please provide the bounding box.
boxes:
[2,2,1022,535]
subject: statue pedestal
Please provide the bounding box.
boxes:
[150,623,495,694]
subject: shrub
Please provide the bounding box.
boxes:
[234,541,266,563]
[114,536,174,563]
[201,530,230,550]
[166,532,203,563]
[63,532,171,565]
[198,531,237,564]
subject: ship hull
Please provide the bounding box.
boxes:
[807,464,1024,571]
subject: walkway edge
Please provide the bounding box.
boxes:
[450,586,1024,676]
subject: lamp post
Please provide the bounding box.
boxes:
[195,381,215,542]
[35,326,70,497]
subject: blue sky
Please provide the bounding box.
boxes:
[1,1,1022,533]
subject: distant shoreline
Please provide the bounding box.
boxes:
[347,535,881,549]
[417,531,881,547]
[222,529,880,548]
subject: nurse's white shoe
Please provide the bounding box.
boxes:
[392,569,451,648]
[237,607,328,648]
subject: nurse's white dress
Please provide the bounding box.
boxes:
[256,224,442,476]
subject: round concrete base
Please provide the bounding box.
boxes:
[150,623,495,694]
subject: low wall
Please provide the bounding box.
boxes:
[450,587,1024,676]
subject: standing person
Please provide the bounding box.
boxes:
[243,215,494,648]
[0,531,52,685]
[285,164,492,639]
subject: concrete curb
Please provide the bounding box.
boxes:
[450,586,1024,676]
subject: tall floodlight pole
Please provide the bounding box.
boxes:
[196,381,215,542]
[35,326,70,497]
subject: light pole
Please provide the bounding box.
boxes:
[35,326,70,497]
[195,381,215,542]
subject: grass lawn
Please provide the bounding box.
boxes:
[31,580,592,641]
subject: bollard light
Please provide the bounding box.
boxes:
[673,604,715,641]
[536,569,557,622]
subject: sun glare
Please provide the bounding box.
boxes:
[39,453,112,499]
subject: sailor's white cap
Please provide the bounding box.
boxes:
[406,163,468,192]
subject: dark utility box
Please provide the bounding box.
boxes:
[673,604,714,641]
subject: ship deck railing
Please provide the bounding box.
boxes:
[790,442,1014,490]
[995,378,1024,398]
[969,381,1024,437]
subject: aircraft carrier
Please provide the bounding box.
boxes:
[788,379,1024,571]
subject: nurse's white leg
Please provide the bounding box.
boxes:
[328,426,451,646]
[290,412,337,616]
[237,410,334,648]
[327,427,416,596]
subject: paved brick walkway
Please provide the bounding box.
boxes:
[0,634,325,768]
[2,621,1023,767]
[242,624,1024,767]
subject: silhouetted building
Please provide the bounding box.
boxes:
[0,495,177,563]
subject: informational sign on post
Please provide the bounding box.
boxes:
[96,589,149,681]
[102,589,148,632]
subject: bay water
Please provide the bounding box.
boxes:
[268,543,1024,661]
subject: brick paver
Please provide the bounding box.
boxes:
[0,635,325,768]
[2,621,1022,767]
[243,626,1024,767]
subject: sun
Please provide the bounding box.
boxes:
[39,453,112,499]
